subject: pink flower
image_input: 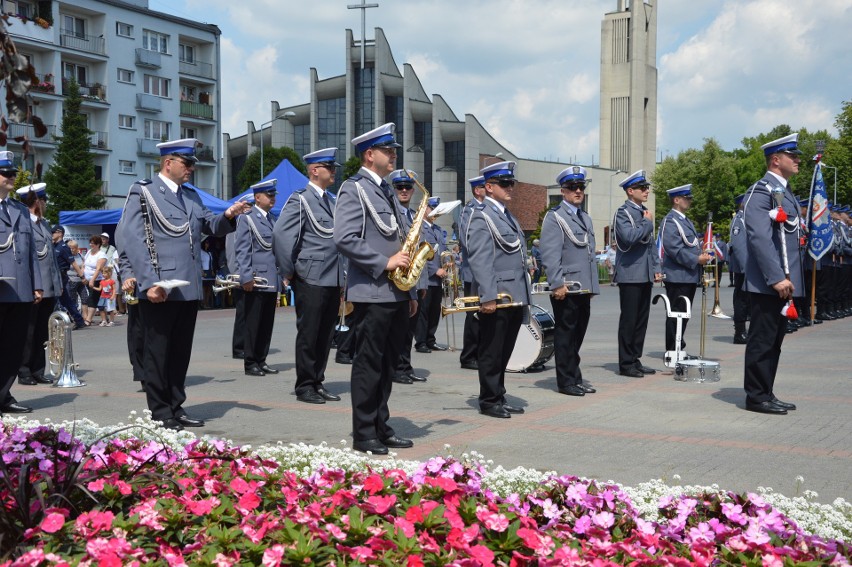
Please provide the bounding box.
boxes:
[406,505,424,523]
[516,528,555,557]
[40,512,66,534]
[721,502,747,525]
[238,492,261,512]
[87,478,106,492]
[394,517,416,538]
[366,494,396,514]
[349,546,375,562]
[426,476,458,492]
[229,477,250,494]
[325,523,347,540]
[363,474,384,495]
[186,497,219,515]
[743,520,771,546]
[761,553,784,567]
[688,522,716,543]
[468,545,495,565]
[573,515,592,535]
[476,508,509,533]
[592,511,615,529]
[261,545,285,567]
[406,555,425,567]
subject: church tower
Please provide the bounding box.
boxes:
[599,0,657,175]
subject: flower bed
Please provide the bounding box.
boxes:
[1,413,850,566]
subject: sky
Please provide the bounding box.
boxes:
[150,0,852,165]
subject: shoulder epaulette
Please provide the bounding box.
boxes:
[294,188,307,194]
[473,202,487,211]
[136,178,152,185]
[551,204,561,212]
[348,174,364,182]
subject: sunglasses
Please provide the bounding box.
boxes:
[489,179,516,188]
[0,171,17,179]
[394,185,413,191]
[170,157,196,168]
[562,184,586,192]
[631,185,651,192]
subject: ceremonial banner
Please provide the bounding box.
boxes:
[806,161,833,261]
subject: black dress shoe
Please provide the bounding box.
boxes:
[353,439,388,455]
[408,372,427,382]
[316,387,341,401]
[2,403,33,414]
[460,361,478,370]
[578,383,597,394]
[259,364,279,374]
[636,365,656,375]
[392,374,413,384]
[175,415,205,427]
[32,375,54,384]
[502,403,525,414]
[812,318,823,324]
[745,400,787,415]
[620,368,644,378]
[785,322,797,334]
[427,343,448,351]
[381,435,413,448]
[297,391,326,404]
[414,346,432,354]
[160,418,184,431]
[815,312,835,321]
[17,377,39,386]
[770,397,797,410]
[558,384,585,396]
[245,366,266,377]
[233,351,245,359]
[479,405,511,418]
[335,354,353,364]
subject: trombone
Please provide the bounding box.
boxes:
[441,293,523,317]
[212,274,273,294]
[440,249,461,349]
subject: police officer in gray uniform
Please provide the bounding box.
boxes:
[658,184,711,355]
[0,150,42,414]
[540,166,599,397]
[728,193,749,343]
[274,148,344,403]
[116,138,251,430]
[414,197,447,353]
[466,160,532,419]
[333,123,417,455]
[458,176,485,370]
[235,179,281,377]
[612,170,662,378]
[17,184,63,386]
[742,133,803,415]
[225,231,246,357]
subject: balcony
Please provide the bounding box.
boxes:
[4,14,54,43]
[137,138,160,157]
[136,93,162,112]
[7,121,56,143]
[196,146,214,162]
[90,131,108,149]
[135,48,162,68]
[179,59,214,80]
[30,74,57,95]
[62,80,107,102]
[59,29,105,55]
[180,100,213,120]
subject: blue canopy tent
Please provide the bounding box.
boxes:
[228,158,309,216]
[59,183,231,225]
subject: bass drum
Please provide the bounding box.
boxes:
[507,305,555,372]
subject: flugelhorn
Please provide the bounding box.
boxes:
[212,274,273,294]
[45,311,85,388]
[531,281,589,295]
[441,293,523,317]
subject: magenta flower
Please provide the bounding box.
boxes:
[40,512,66,534]
[261,544,285,567]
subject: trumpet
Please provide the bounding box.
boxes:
[441,293,523,317]
[213,274,273,294]
[531,281,590,295]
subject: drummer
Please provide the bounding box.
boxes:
[539,166,599,396]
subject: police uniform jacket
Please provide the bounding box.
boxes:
[539,201,599,295]
[842,223,852,258]
[117,249,135,282]
[612,200,660,283]
[458,199,477,284]
[743,173,803,297]
[728,210,747,274]
[235,205,281,293]
[465,198,532,312]
[31,216,62,298]
[333,168,415,303]
[422,220,445,287]
[659,210,702,285]
[273,186,343,288]
[0,197,41,302]
[116,176,236,302]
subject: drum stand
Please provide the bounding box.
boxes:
[653,292,720,382]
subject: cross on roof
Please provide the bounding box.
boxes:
[347,0,378,69]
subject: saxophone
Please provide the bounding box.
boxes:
[388,171,435,291]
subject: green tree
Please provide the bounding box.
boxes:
[235,146,306,193]
[43,80,104,222]
[343,155,361,180]
[825,100,852,206]
[13,169,33,193]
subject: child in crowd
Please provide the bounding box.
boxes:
[94,265,117,327]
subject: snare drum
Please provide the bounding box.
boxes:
[507,305,555,372]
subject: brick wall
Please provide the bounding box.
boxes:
[506,181,548,233]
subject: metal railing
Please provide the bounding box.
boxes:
[180,100,213,120]
[135,48,162,68]
[179,59,214,79]
[7,121,56,142]
[136,138,160,157]
[59,29,106,55]
[30,74,57,94]
[89,131,108,149]
[135,93,162,112]
[196,146,214,162]
[62,80,107,102]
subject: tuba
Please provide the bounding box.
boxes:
[388,171,435,291]
[45,311,85,388]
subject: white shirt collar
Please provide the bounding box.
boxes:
[672,209,687,219]
[254,204,268,219]
[563,200,579,215]
[158,173,179,193]
[308,181,325,198]
[362,168,383,187]
[625,200,644,210]
[29,212,38,222]
[485,196,505,214]
[767,171,788,188]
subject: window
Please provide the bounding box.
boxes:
[62,15,85,38]
[118,115,135,129]
[179,85,196,102]
[119,160,135,174]
[181,127,197,139]
[143,119,170,141]
[145,163,160,179]
[15,1,35,19]
[142,30,169,54]
[179,44,195,64]
[116,22,133,37]
[144,75,170,98]
[63,62,87,85]
[117,68,134,83]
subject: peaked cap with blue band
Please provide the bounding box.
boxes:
[427,197,441,208]
[0,150,17,171]
[468,175,485,189]
[389,169,417,186]
[557,165,587,186]
[250,179,277,195]
[480,160,516,181]
[760,133,802,156]
[666,184,692,198]
[156,138,199,162]
[303,147,341,166]
[352,123,401,154]
[16,183,47,199]
[619,169,649,190]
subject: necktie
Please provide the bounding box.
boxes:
[504,208,517,230]
[575,210,588,231]
[407,208,414,223]
[176,185,186,208]
[321,192,331,214]
[0,200,9,225]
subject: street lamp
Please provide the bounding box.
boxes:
[259,111,296,179]
[608,170,624,246]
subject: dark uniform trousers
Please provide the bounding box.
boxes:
[550,294,591,390]
[293,277,339,395]
[477,305,523,409]
[617,283,652,372]
[663,282,697,351]
[1,303,33,405]
[336,311,358,359]
[396,294,423,376]
[733,273,750,324]
[351,300,408,442]
[19,297,57,380]
[138,300,198,421]
[231,289,245,356]
[126,302,144,383]
[744,292,786,403]
[414,285,442,349]
[243,290,277,369]
[459,281,479,366]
